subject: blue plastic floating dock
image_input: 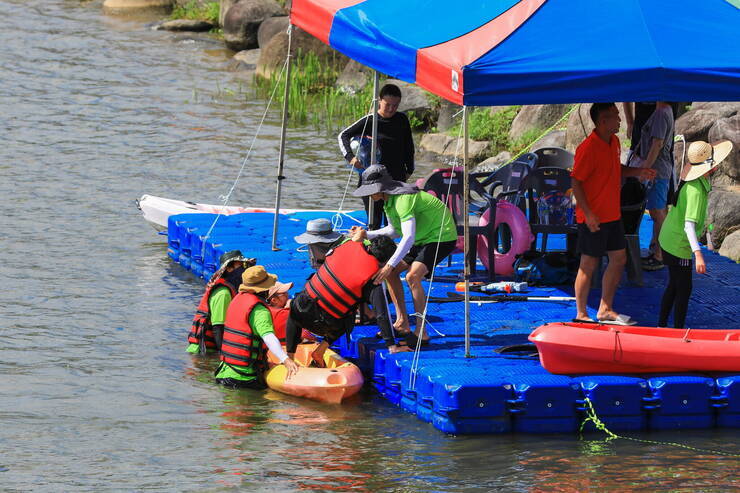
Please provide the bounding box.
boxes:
[168,210,740,434]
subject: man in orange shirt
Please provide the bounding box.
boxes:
[571,103,655,325]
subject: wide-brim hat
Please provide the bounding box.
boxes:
[352,165,419,197]
[267,281,293,299]
[207,250,255,285]
[294,218,342,245]
[239,265,278,294]
[681,140,733,182]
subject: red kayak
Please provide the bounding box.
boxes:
[528,322,740,374]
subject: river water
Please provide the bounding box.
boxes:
[1,0,738,491]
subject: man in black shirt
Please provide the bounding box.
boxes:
[339,83,415,228]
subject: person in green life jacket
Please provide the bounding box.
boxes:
[658,139,733,328]
[353,165,458,347]
[215,265,300,389]
[187,250,255,354]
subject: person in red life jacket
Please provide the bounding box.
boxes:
[215,266,300,389]
[186,250,254,355]
[285,228,400,366]
[266,281,317,344]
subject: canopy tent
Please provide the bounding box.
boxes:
[291,0,740,105]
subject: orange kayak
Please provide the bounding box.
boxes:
[529,322,740,374]
[265,343,364,404]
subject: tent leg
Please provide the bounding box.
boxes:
[271,24,293,251]
[368,71,379,228]
[463,105,471,358]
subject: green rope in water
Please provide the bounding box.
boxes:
[579,397,740,458]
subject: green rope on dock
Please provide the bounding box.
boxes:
[579,397,740,458]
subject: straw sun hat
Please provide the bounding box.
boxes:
[238,265,278,294]
[681,140,733,182]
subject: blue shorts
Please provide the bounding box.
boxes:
[646,179,669,210]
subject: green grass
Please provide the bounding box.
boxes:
[170,0,219,24]
[254,50,376,134]
[447,106,521,153]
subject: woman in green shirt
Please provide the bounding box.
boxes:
[657,140,732,328]
[353,165,457,346]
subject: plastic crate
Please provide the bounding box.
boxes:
[645,375,716,430]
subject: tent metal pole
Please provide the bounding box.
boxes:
[368,71,379,227]
[271,24,293,251]
[463,105,471,358]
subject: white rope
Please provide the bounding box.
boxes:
[199,56,289,260]
[333,96,378,228]
[409,115,465,391]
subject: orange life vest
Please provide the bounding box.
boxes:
[220,292,269,374]
[304,241,379,319]
[187,278,236,352]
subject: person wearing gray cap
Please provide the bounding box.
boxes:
[353,165,458,346]
[294,218,344,269]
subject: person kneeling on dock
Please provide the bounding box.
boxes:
[285,228,400,366]
[353,165,457,347]
[187,250,254,355]
[215,266,299,389]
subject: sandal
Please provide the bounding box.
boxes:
[403,332,430,347]
[641,255,664,271]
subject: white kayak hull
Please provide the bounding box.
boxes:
[136,194,342,231]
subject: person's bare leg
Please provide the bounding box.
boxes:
[310,340,331,368]
[386,262,410,332]
[406,261,430,339]
[598,249,627,320]
[574,254,599,321]
[649,208,667,261]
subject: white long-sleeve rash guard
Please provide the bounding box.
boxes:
[684,220,701,253]
[262,332,289,363]
[367,218,416,268]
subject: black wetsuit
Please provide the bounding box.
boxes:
[339,112,415,228]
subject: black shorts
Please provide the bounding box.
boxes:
[286,291,354,351]
[403,240,457,271]
[577,220,626,258]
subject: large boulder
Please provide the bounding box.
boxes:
[419,134,454,155]
[675,109,720,143]
[336,60,372,94]
[718,229,740,262]
[154,19,214,31]
[473,151,512,174]
[529,130,566,152]
[103,0,172,12]
[509,104,570,142]
[256,26,346,80]
[708,115,740,184]
[257,15,289,48]
[219,0,238,26]
[706,187,740,249]
[223,0,283,52]
[226,48,260,74]
[690,102,740,119]
[565,103,629,152]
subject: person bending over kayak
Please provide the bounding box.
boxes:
[658,140,732,328]
[187,250,254,354]
[215,265,299,389]
[285,228,399,366]
[353,165,457,346]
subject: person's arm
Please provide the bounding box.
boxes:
[571,177,600,233]
[386,218,415,268]
[339,115,371,165]
[640,137,665,169]
[622,165,656,180]
[251,305,298,376]
[401,114,415,178]
[366,224,398,239]
[684,220,706,274]
[623,103,634,139]
[208,287,232,349]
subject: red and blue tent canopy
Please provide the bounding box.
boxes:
[291,0,740,105]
